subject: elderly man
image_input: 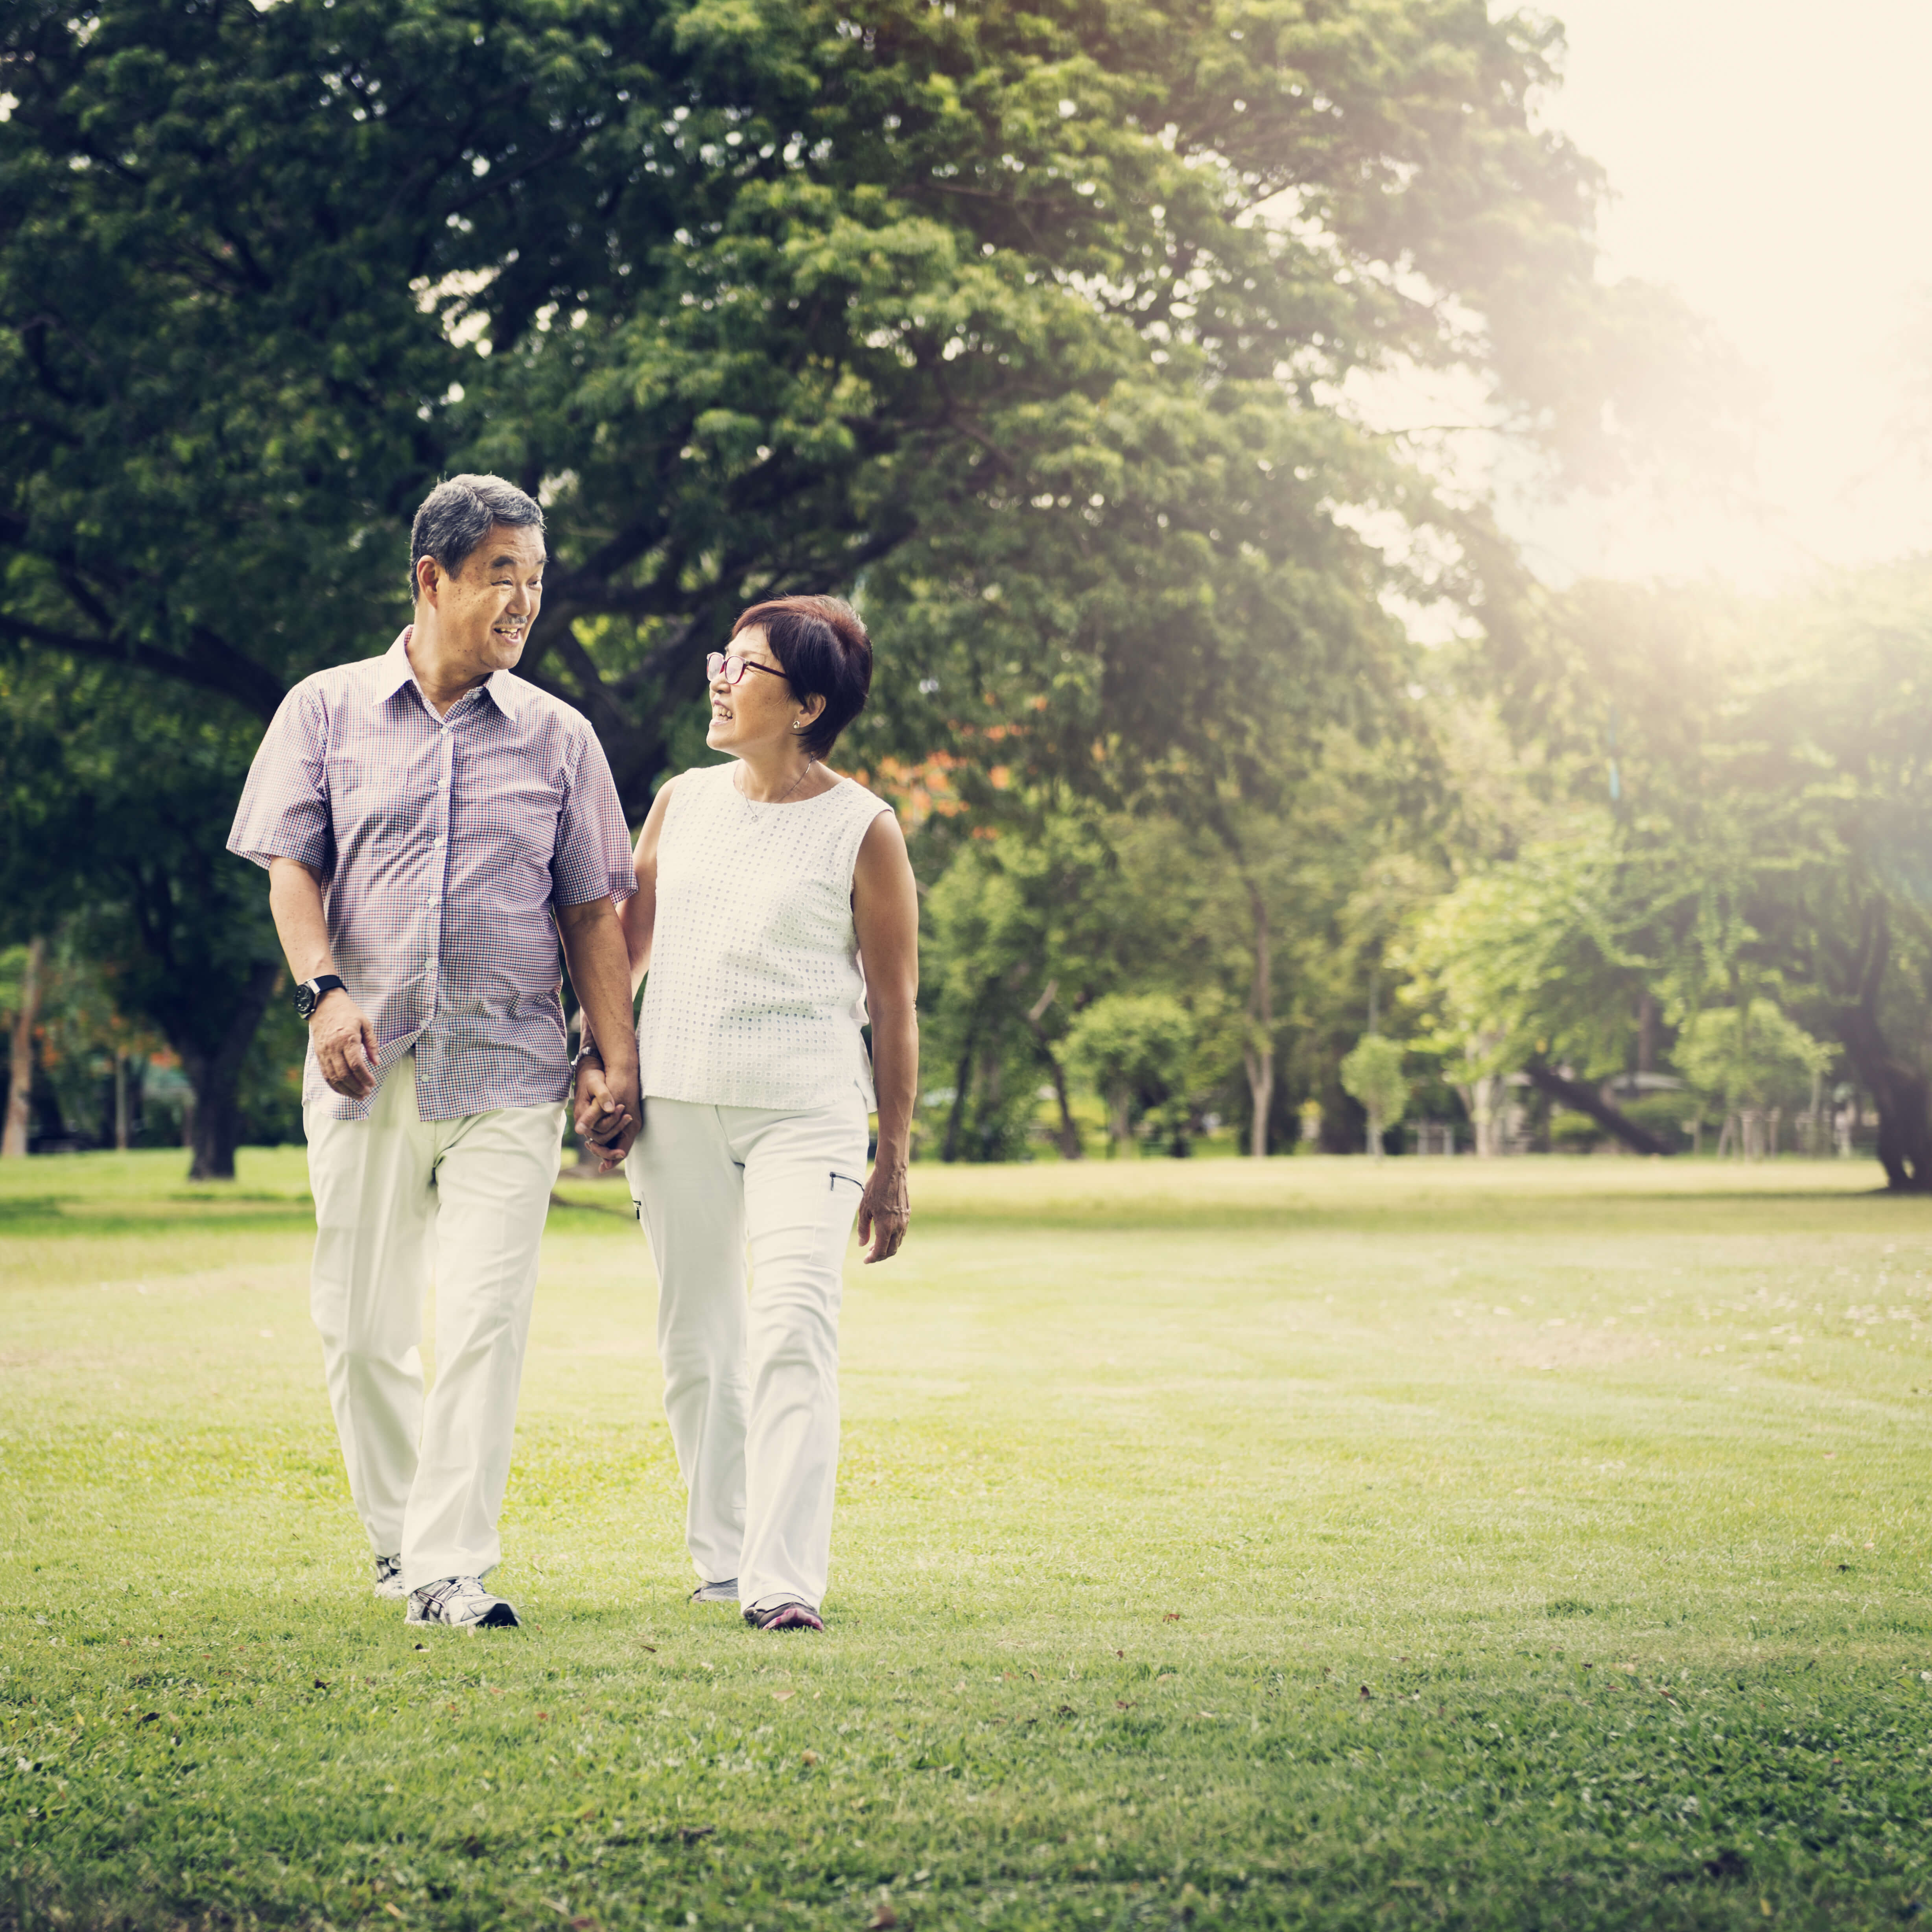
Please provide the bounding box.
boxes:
[229,474,642,1631]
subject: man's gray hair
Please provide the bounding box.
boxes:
[409,474,545,599]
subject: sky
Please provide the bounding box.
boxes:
[1499,0,1932,591]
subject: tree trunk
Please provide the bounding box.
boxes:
[2,935,46,1158]
[176,960,281,1181]
[1635,991,1658,1076]
[1523,1062,1674,1156]
[1824,901,1932,1192]
[941,1019,978,1164]
[1022,980,1082,1160]
[1243,881,1274,1160]
[1837,1008,1932,1192]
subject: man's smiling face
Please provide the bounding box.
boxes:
[420,523,546,677]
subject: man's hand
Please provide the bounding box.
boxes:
[856,1158,909,1264]
[312,990,380,1100]
[573,1056,642,1173]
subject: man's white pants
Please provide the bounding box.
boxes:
[627,1096,868,1615]
[304,1055,562,1593]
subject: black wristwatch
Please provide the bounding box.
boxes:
[294,974,347,1020]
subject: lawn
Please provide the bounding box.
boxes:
[3,1148,1930,1931]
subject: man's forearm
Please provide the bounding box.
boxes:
[559,899,639,1079]
[267,858,336,982]
[870,1009,918,1163]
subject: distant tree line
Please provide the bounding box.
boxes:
[13,0,1903,1185]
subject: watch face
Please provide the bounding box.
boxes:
[295,983,317,1019]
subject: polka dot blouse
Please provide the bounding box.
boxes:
[636,761,893,1110]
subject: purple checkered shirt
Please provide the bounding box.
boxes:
[228,629,636,1121]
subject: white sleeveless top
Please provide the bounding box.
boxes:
[636,761,894,1110]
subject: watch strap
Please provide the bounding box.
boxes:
[297,973,347,1016]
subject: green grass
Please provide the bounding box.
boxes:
[4,1149,1932,1931]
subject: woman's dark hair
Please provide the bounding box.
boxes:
[731,595,873,760]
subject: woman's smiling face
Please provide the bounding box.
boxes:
[706,626,816,755]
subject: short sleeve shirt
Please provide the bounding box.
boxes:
[228,629,636,1121]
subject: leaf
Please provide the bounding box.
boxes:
[772,1688,796,1702]
[868,1909,897,1930]
[313,1678,330,1690]
[1359,1685,1372,1701]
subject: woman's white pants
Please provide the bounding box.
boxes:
[627,1096,868,1615]
[304,1056,562,1593]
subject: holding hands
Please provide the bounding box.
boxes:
[573,1048,643,1172]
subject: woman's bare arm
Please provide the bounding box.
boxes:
[571,776,676,1166]
[619,776,677,995]
[852,808,919,1263]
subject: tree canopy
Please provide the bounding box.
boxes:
[4,0,1669,815]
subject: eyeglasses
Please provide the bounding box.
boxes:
[706,650,787,688]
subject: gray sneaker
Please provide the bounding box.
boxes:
[406,1576,520,1631]
[373,1554,406,1601]
[689,1578,740,1606]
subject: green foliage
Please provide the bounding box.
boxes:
[2,0,1671,815]
[0,657,283,1175]
[1401,820,1683,1086]
[1337,1032,1408,1149]
[1674,1001,1831,1117]
[1063,992,1193,1152]
[1488,561,1932,1185]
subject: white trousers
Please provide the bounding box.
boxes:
[304,1056,562,1592]
[627,1096,868,1614]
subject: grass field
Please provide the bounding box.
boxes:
[4,1149,1932,1931]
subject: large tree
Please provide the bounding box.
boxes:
[0,657,284,1178]
[1432,567,1932,1189]
[4,0,1667,819]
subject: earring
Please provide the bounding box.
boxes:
[792,721,805,732]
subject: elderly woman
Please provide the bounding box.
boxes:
[574,596,918,1632]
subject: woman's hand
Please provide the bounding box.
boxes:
[572,1056,638,1173]
[856,1157,909,1264]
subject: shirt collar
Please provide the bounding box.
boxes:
[372,626,523,721]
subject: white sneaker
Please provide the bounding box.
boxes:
[373,1555,406,1601]
[689,1578,740,1605]
[405,1576,520,1630]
